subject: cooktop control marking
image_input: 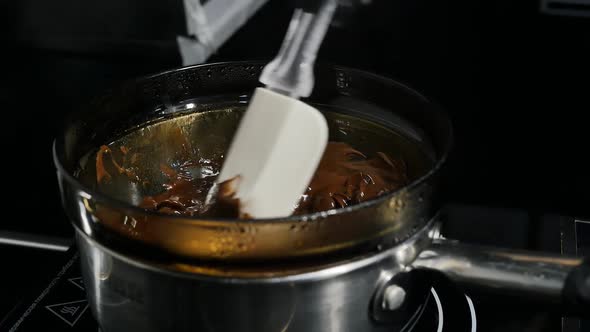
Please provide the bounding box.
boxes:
[45,300,89,327]
[67,277,85,291]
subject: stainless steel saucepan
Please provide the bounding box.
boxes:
[54,62,590,332]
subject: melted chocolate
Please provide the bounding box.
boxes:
[96,142,409,218]
[294,142,408,214]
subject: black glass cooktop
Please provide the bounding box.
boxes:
[0,250,477,332]
[0,205,586,332]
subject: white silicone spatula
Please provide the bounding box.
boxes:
[215,0,338,219]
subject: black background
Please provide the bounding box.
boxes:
[3,0,590,239]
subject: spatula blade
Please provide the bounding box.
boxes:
[217,88,328,218]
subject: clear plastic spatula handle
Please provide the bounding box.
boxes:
[259,0,338,99]
[212,0,337,218]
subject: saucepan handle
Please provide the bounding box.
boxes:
[412,239,590,316]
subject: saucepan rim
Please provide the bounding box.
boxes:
[52,61,453,226]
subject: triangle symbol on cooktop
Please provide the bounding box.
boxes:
[68,277,85,291]
[45,299,89,327]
